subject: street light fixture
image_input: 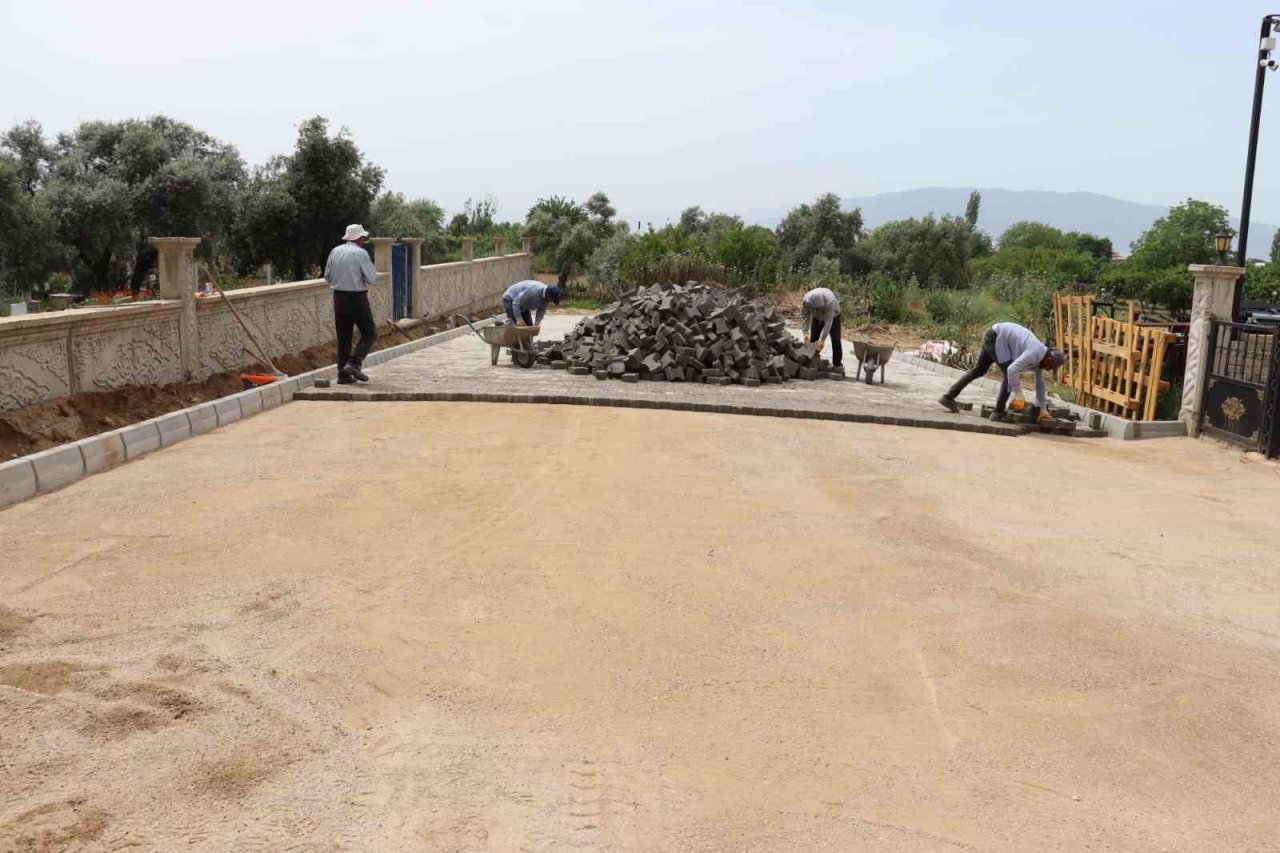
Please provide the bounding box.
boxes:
[1216,233,1233,265]
[1233,13,1280,317]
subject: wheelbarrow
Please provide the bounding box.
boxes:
[457,315,542,368]
[851,339,896,385]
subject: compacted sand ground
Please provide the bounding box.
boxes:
[2,403,1279,851]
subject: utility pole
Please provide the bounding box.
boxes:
[1234,14,1280,317]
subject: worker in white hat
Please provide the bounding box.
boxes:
[324,224,379,384]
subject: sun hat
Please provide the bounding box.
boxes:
[343,224,370,242]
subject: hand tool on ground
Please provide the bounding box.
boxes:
[206,272,286,378]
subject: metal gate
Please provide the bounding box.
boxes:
[1200,322,1280,456]
[391,242,414,321]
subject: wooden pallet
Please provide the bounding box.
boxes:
[1053,294,1175,421]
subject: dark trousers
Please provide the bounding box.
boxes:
[808,314,843,367]
[504,297,533,326]
[334,290,377,369]
[945,327,1012,411]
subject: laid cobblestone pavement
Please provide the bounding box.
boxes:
[297,314,1028,436]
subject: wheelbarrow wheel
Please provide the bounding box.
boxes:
[512,349,537,369]
[863,357,880,385]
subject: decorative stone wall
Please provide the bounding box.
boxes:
[0,247,531,413]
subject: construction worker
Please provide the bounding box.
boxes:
[937,321,1067,420]
[503,280,562,326]
[801,287,842,368]
[325,224,379,384]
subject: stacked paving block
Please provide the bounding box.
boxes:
[535,282,844,386]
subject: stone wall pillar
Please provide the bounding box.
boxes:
[493,237,508,257]
[1181,264,1246,436]
[149,237,202,381]
[521,233,533,254]
[460,237,475,262]
[369,237,396,275]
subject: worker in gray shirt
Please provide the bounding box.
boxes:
[801,287,842,368]
[324,224,379,384]
[939,321,1066,420]
[503,280,562,326]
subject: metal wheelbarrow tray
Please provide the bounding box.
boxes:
[473,321,542,368]
[851,339,896,385]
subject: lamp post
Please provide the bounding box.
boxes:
[1233,13,1280,317]
[1216,233,1234,265]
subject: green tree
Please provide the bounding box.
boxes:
[1067,231,1113,261]
[1126,199,1232,270]
[43,117,245,292]
[1269,228,1280,263]
[369,192,448,262]
[0,123,67,295]
[710,224,778,273]
[964,190,981,228]
[678,205,708,234]
[526,192,618,286]
[231,117,383,280]
[862,214,972,287]
[998,221,1073,252]
[776,193,865,274]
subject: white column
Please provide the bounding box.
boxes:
[1181,264,1245,436]
[149,237,202,381]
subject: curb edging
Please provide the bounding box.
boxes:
[0,315,500,511]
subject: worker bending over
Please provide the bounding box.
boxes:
[938,321,1066,420]
[801,287,842,368]
[503,280,562,327]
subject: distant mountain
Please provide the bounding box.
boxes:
[755,188,1275,256]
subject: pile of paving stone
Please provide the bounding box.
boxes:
[532,282,844,386]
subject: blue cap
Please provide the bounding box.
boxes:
[546,286,563,305]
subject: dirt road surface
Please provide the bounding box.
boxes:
[2,403,1279,851]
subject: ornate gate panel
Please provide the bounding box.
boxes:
[1200,322,1278,453]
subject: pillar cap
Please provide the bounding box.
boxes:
[148,237,202,249]
[1188,264,1245,276]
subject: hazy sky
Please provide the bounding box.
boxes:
[2,0,1278,227]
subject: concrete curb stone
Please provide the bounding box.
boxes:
[120,421,161,459]
[30,444,87,494]
[260,383,284,410]
[0,457,38,507]
[187,403,218,435]
[76,431,127,474]
[152,411,192,447]
[214,397,242,426]
[236,388,264,417]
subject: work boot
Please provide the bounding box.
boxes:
[343,363,369,382]
[937,395,959,413]
[337,375,357,385]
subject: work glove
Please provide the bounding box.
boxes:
[1036,408,1055,424]
[816,339,826,353]
[1010,399,1028,413]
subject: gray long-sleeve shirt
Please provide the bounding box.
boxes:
[992,321,1048,407]
[504,280,550,325]
[324,242,378,292]
[801,287,840,342]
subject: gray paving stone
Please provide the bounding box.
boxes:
[187,403,218,435]
[0,457,38,507]
[151,412,191,447]
[120,421,161,459]
[77,431,127,474]
[30,444,86,494]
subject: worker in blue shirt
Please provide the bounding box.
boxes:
[503,280,562,326]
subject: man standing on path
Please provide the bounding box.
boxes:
[503,280,562,326]
[801,287,842,368]
[938,321,1066,420]
[325,224,379,384]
